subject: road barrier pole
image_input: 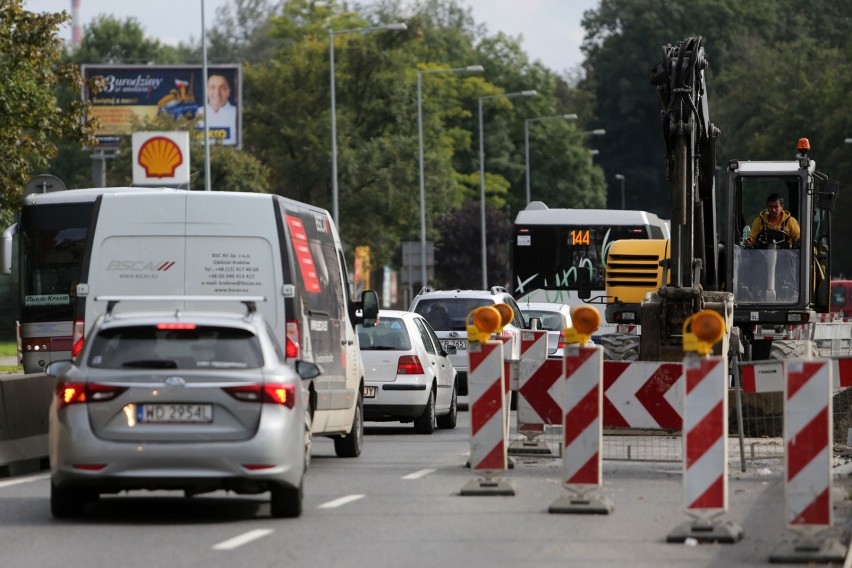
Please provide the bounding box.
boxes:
[769,359,847,562]
[550,343,613,514]
[667,355,743,543]
[461,307,514,496]
[510,329,554,456]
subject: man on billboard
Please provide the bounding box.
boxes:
[197,73,237,145]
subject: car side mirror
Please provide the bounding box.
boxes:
[296,360,322,380]
[528,317,541,330]
[444,344,457,356]
[359,290,379,328]
[45,360,73,378]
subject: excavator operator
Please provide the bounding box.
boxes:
[743,193,801,249]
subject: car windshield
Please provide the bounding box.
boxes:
[87,324,264,370]
[413,298,492,331]
[357,318,412,350]
[521,310,564,331]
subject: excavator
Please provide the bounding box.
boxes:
[601,36,840,365]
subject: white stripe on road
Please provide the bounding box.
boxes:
[213,529,274,551]
[402,469,435,480]
[318,494,364,509]
[0,473,49,489]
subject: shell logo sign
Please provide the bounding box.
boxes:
[132,131,190,186]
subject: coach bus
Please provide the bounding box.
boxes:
[512,201,669,341]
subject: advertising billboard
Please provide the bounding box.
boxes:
[82,64,242,149]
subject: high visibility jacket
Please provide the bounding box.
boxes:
[748,209,801,248]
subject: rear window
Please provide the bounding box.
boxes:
[357,318,412,350]
[87,325,264,370]
[521,310,565,331]
[413,298,492,331]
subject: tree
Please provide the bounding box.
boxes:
[1,2,95,214]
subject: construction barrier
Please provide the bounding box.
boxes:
[603,361,684,429]
[510,329,554,455]
[0,373,52,475]
[668,356,742,543]
[770,359,847,562]
[550,345,612,514]
[461,340,514,496]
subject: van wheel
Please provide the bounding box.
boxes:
[270,480,302,518]
[437,382,457,429]
[414,389,437,434]
[334,391,363,458]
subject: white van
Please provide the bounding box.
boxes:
[74,190,378,457]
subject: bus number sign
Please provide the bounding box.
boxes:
[570,229,590,245]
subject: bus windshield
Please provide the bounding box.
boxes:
[19,203,93,323]
[513,224,655,297]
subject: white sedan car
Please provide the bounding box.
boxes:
[520,302,573,358]
[357,310,457,434]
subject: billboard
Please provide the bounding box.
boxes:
[82,64,242,149]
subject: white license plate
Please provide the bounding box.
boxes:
[441,339,467,350]
[137,404,213,423]
[363,386,377,398]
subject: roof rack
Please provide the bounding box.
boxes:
[490,286,508,295]
[416,286,433,296]
[96,295,266,318]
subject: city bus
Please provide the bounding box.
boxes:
[1,187,176,373]
[511,201,670,341]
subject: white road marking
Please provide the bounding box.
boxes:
[0,473,49,489]
[403,468,435,480]
[318,494,364,509]
[212,528,274,551]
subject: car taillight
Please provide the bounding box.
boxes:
[558,330,566,349]
[397,355,424,375]
[223,384,296,408]
[285,320,300,360]
[56,382,127,410]
[71,320,85,357]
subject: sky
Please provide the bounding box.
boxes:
[24,0,600,74]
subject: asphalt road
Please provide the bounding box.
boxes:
[2,410,851,567]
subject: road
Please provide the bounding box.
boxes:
[1,411,851,567]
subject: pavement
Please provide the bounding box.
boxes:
[0,356,18,367]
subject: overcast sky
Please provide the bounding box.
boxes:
[25,0,599,73]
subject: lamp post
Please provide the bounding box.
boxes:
[417,65,484,288]
[201,0,211,191]
[479,89,537,289]
[614,174,626,209]
[329,22,407,227]
[524,113,578,205]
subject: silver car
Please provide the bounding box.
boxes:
[47,297,315,519]
[358,310,457,434]
[519,301,573,358]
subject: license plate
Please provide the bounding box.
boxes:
[363,386,377,398]
[441,339,467,351]
[137,404,213,423]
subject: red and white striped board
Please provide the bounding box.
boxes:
[603,362,684,430]
[739,358,852,393]
[468,340,507,473]
[562,346,603,490]
[497,332,517,392]
[784,359,833,527]
[683,356,728,513]
[518,329,550,427]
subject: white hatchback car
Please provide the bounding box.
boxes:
[357,310,457,434]
[47,297,313,519]
[519,301,573,358]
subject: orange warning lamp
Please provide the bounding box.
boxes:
[797,137,810,153]
[564,306,601,346]
[494,303,514,327]
[466,306,504,343]
[683,309,725,355]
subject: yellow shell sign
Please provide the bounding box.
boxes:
[132,131,191,186]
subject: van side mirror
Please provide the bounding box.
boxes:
[577,268,591,300]
[359,290,379,328]
[46,360,73,378]
[1,223,17,275]
[296,360,322,380]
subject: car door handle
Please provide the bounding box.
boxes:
[341,340,353,345]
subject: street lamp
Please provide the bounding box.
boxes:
[417,65,484,288]
[330,22,407,227]
[615,174,626,209]
[478,89,538,289]
[583,128,606,136]
[524,113,578,205]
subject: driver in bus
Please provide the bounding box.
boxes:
[743,193,800,249]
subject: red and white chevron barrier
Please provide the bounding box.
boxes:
[784,359,832,527]
[668,356,742,543]
[460,340,515,496]
[739,358,852,393]
[517,329,550,427]
[603,362,684,430]
[550,345,611,513]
